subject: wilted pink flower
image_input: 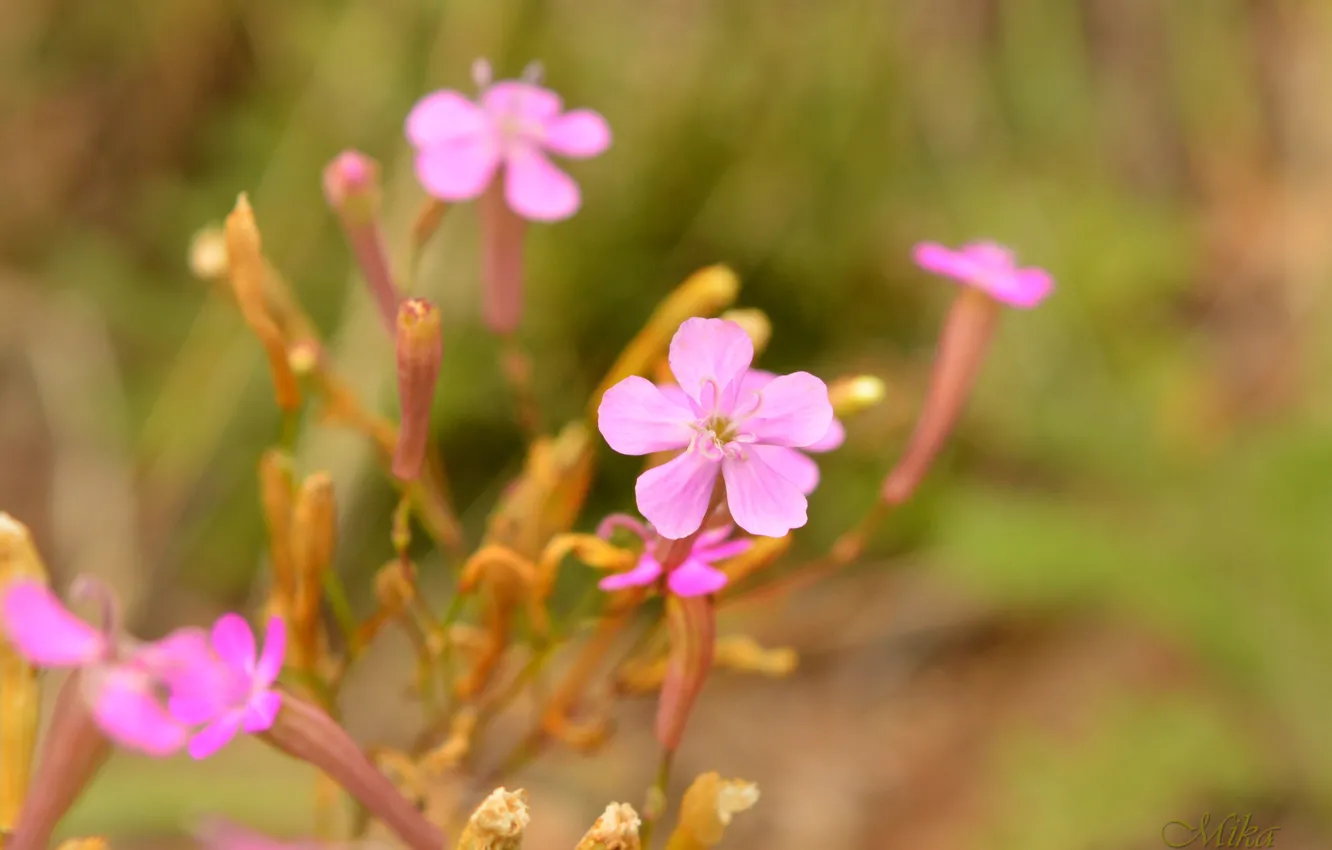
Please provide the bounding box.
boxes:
[169,614,285,759]
[662,368,844,496]
[597,318,833,539]
[405,70,611,222]
[595,514,751,597]
[914,241,1053,308]
[0,579,210,755]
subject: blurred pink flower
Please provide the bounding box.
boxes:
[596,514,751,597]
[405,74,611,222]
[597,318,833,539]
[0,579,211,755]
[169,614,285,760]
[913,241,1053,308]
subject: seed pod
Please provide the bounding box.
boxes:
[392,299,443,482]
[225,194,300,412]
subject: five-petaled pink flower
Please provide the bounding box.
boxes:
[914,241,1053,308]
[661,369,844,497]
[596,514,751,597]
[406,74,611,222]
[597,318,833,539]
[0,579,211,755]
[169,613,285,760]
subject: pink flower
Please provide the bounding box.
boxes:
[405,72,611,222]
[660,369,845,496]
[0,579,211,755]
[913,241,1053,308]
[597,318,833,539]
[169,613,285,760]
[596,514,751,597]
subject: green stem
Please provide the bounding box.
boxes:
[640,747,675,850]
[321,569,359,653]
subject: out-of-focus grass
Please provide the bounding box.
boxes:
[4,0,1332,845]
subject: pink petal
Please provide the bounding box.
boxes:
[253,616,286,688]
[503,147,580,221]
[668,318,755,408]
[210,614,256,675]
[721,450,809,537]
[598,557,663,591]
[597,376,695,455]
[744,371,833,447]
[481,82,562,123]
[635,450,721,540]
[666,561,729,597]
[805,418,845,453]
[750,445,821,495]
[960,241,1016,269]
[914,242,978,281]
[738,369,777,394]
[542,109,611,157]
[89,668,188,756]
[135,627,213,678]
[0,580,105,666]
[1000,268,1055,308]
[415,135,500,202]
[405,91,488,148]
[692,524,735,550]
[692,537,753,564]
[169,688,225,726]
[243,689,282,733]
[188,711,244,760]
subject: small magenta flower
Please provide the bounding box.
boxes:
[595,514,751,597]
[597,318,833,539]
[169,613,285,759]
[405,67,611,222]
[881,240,1053,504]
[0,579,209,755]
[913,241,1053,309]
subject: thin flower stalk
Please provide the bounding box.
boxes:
[323,150,401,334]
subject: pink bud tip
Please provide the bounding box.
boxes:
[912,240,1054,309]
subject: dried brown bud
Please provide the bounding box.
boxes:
[257,451,297,613]
[420,707,477,775]
[225,194,301,411]
[188,227,229,281]
[1,514,47,833]
[718,308,771,357]
[714,636,796,677]
[828,375,886,418]
[881,286,1000,504]
[373,560,416,617]
[54,837,109,850]
[590,266,740,418]
[663,773,759,850]
[454,787,529,850]
[576,803,642,850]
[410,197,450,260]
[291,473,336,671]
[393,299,443,481]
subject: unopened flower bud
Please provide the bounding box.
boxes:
[828,375,886,418]
[454,787,529,850]
[480,181,527,336]
[655,595,715,752]
[393,299,443,481]
[188,227,229,281]
[590,266,740,418]
[260,692,444,850]
[258,452,297,614]
[291,473,336,671]
[880,286,999,505]
[286,339,322,377]
[576,803,642,850]
[1,514,46,832]
[225,194,301,412]
[324,151,400,334]
[373,560,416,617]
[664,773,759,850]
[719,309,771,357]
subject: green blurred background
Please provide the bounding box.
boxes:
[2,0,1331,848]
